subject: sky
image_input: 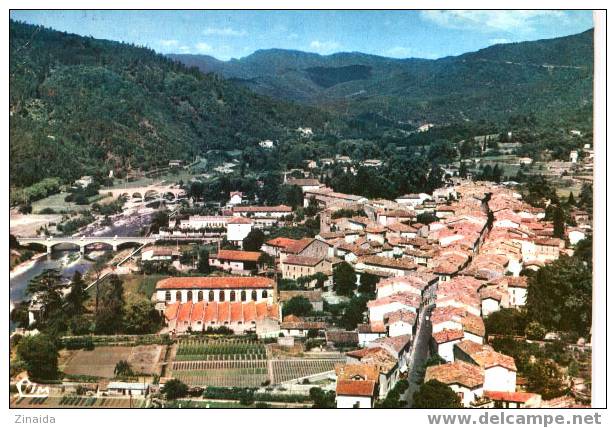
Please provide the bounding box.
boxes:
[10,10,594,60]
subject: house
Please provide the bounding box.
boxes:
[209,250,262,274]
[285,178,323,193]
[395,193,431,207]
[483,391,542,408]
[280,255,330,286]
[367,293,420,325]
[335,364,378,408]
[384,309,417,337]
[168,159,184,167]
[366,334,412,373]
[280,315,326,337]
[345,347,400,398]
[357,323,387,346]
[280,238,330,261]
[507,276,528,307]
[326,329,359,348]
[232,205,292,219]
[356,256,417,277]
[107,381,149,396]
[425,361,484,407]
[259,139,274,149]
[262,237,300,258]
[228,191,243,206]
[141,247,180,262]
[74,176,93,188]
[226,217,253,247]
[278,289,324,312]
[432,329,465,362]
[454,342,517,393]
[177,215,231,230]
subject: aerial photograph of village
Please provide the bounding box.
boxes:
[8,9,600,412]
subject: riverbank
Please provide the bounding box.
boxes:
[10,252,46,279]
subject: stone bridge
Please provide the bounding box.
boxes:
[17,236,156,254]
[100,185,186,201]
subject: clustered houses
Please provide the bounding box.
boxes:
[322,181,564,408]
[155,276,280,336]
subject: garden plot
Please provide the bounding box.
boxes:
[62,345,163,378]
[170,339,268,387]
[271,358,346,384]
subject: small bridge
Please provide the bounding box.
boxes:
[17,236,156,254]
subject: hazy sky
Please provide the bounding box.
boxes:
[10,10,594,60]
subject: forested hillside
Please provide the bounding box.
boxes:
[9,21,332,187]
[171,29,593,127]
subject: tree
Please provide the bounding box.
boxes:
[526,358,566,399]
[309,387,336,408]
[197,248,210,274]
[333,262,356,296]
[17,334,59,380]
[242,228,265,251]
[114,360,134,378]
[283,185,303,209]
[578,183,593,212]
[412,379,462,408]
[484,308,527,336]
[552,205,565,238]
[525,321,547,340]
[574,235,592,267]
[340,296,368,330]
[526,256,592,336]
[95,274,125,334]
[10,301,30,329]
[66,271,87,315]
[161,379,188,400]
[567,192,576,206]
[282,296,313,317]
[124,300,162,334]
[26,269,66,331]
[150,210,169,234]
[358,272,379,297]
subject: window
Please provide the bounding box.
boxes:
[165,291,171,301]
[197,291,203,302]
[230,291,236,301]
[241,290,247,302]
[251,290,257,301]
[219,290,225,301]
[187,290,193,301]
[209,291,215,302]
[262,290,268,299]
[176,291,182,302]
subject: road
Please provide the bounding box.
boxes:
[403,304,434,407]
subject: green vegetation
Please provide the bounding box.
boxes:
[17,334,59,381]
[282,296,313,317]
[10,20,331,188]
[412,379,462,408]
[172,29,593,128]
[161,379,189,400]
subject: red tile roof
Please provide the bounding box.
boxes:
[336,380,376,397]
[156,276,274,290]
[283,254,323,266]
[190,301,206,323]
[233,205,292,213]
[484,391,539,403]
[433,328,465,344]
[214,249,262,262]
[227,217,253,224]
[425,361,484,389]
[265,237,299,249]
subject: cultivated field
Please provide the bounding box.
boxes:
[10,396,146,408]
[271,358,346,384]
[170,338,268,387]
[62,345,163,378]
[175,338,266,361]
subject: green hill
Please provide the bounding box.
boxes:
[9,21,331,187]
[170,29,593,126]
